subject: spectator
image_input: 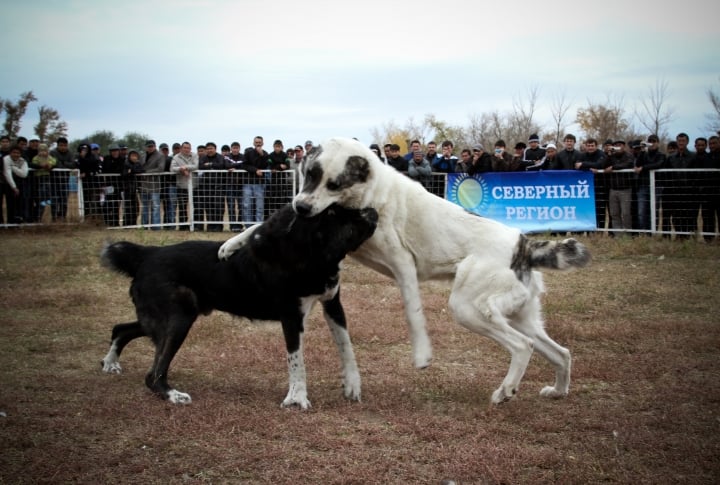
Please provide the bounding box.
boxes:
[526,143,557,171]
[425,141,439,167]
[0,135,10,223]
[2,144,30,223]
[139,139,165,230]
[121,149,143,226]
[28,143,56,222]
[523,133,545,162]
[604,140,635,231]
[159,142,176,229]
[633,135,666,231]
[492,139,521,172]
[407,150,432,188]
[403,139,421,161]
[369,143,384,163]
[664,132,696,235]
[575,138,607,229]
[383,143,392,161]
[100,145,125,226]
[703,135,720,237]
[267,139,291,219]
[555,134,581,170]
[170,141,198,231]
[50,136,77,220]
[512,142,526,167]
[199,141,231,232]
[242,136,270,226]
[387,144,408,172]
[76,142,101,220]
[90,143,103,163]
[289,145,305,188]
[24,138,40,162]
[304,140,315,156]
[433,140,457,173]
[456,148,472,173]
[467,144,492,175]
[224,141,245,232]
[171,142,181,158]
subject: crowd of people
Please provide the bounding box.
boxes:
[375,132,720,236]
[1,132,719,236]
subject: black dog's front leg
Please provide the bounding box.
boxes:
[279,315,311,409]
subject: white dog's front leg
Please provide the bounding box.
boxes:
[217,225,258,260]
[396,270,433,368]
[326,319,361,401]
[281,342,311,410]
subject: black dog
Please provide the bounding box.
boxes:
[101,204,377,408]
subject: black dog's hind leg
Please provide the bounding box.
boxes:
[279,314,311,409]
[101,321,146,374]
[322,289,362,401]
[144,312,197,404]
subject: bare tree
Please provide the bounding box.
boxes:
[1,91,38,137]
[635,78,674,139]
[704,76,720,133]
[34,105,68,145]
[549,88,573,144]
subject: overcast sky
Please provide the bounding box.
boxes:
[3,0,719,150]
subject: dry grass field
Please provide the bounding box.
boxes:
[1,226,719,484]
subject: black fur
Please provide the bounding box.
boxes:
[511,234,591,281]
[101,204,377,403]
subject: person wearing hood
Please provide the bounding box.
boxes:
[29,143,56,221]
[2,144,29,223]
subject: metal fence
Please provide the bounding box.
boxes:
[1,168,718,237]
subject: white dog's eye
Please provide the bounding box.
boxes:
[327,180,340,191]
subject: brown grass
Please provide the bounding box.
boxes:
[1,227,719,484]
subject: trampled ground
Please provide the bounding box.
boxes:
[1,227,718,484]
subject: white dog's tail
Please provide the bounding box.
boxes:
[512,235,591,275]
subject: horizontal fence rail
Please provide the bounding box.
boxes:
[1,168,718,238]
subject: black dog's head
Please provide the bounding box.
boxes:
[249,203,377,269]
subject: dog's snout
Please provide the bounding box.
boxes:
[294,201,312,217]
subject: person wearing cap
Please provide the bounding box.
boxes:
[526,143,558,171]
[407,149,432,188]
[139,140,165,230]
[122,149,144,226]
[49,137,75,221]
[224,141,245,232]
[368,143,384,163]
[304,140,314,155]
[633,134,666,231]
[523,133,545,163]
[467,144,492,175]
[100,145,125,226]
[491,139,520,172]
[28,143,56,222]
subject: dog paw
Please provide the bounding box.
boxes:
[342,372,362,401]
[101,360,122,374]
[539,386,568,399]
[167,389,192,405]
[281,395,312,410]
[412,336,433,369]
[491,385,518,404]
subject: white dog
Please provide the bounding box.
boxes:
[220,137,590,404]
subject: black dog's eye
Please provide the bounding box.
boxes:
[326,180,341,191]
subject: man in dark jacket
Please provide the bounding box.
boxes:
[633,135,666,231]
[575,138,607,229]
[242,136,270,226]
[139,140,166,230]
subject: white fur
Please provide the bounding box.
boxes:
[220,137,578,403]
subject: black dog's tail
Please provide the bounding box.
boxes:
[512,235,591,275]
[101,241,152,278]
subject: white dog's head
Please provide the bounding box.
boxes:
[293,137,375,217]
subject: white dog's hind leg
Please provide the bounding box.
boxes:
[326,318,361,401]
[281,336,311,410]
[449,269,534,404]
[510,279,571,399]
